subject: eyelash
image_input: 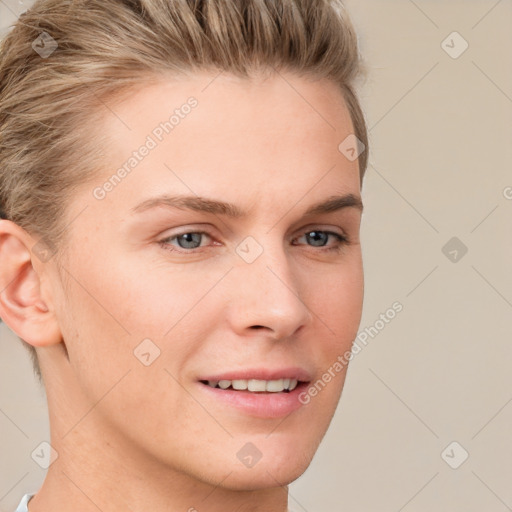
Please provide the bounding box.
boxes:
[158,229,350,254]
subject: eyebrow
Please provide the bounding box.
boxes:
[130,193,363,217]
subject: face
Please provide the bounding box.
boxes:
[45,70,364,490]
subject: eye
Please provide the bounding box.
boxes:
[293,230,350,252]
[158,229,350,254]
[159,231,213,251]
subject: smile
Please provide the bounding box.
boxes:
[196,368,312,418]
[201,378,299,393]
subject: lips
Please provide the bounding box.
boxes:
[196,367,312,418]
[197,382,310,417]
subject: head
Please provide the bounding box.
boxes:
[0,0,368,496]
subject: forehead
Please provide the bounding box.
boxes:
[108,70,354,128]
[73,71,361,225]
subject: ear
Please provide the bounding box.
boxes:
[0,219,62,347]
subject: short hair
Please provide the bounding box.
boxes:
[0,0,369,383]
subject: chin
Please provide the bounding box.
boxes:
[221,456,313,491]
[215,431,321,491]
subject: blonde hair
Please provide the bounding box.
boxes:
[0,0,369,383]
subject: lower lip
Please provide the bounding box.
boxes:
[197,382,309,419]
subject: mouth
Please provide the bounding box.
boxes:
[196,369,312,418]
[199,378,301,393]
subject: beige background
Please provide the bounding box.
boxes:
[1,0,511,510]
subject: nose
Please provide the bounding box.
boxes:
[226,240,314,340]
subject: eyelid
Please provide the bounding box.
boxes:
[297,223,348,237]
[158,224,217,241]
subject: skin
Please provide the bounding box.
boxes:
[0,70,364,512]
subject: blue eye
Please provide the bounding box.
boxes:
[158,230,349,254]
[161,232,212,250]
[294,231,350,252]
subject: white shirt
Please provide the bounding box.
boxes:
[15,494,34,512]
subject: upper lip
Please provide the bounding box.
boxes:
[199,367,312,382]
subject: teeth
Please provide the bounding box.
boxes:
[265,379,284,392]
[248,379,268,392]
[232,379,248,390]
[205,378,300,392]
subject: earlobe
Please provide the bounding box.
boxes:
[0,220,62,347]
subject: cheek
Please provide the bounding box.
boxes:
[51,250,165,390]
[310,257,364,342]
[57,253,226,394]
[302,258,363,410]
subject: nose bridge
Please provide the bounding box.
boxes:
[228,234,313,337]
